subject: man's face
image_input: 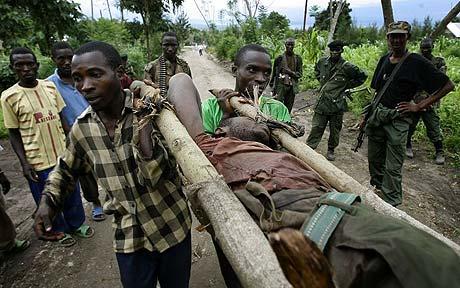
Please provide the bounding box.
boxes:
[329,47,343,62]
[71,51,121,111]
[234,50,272,98]
[53,48,73,77]
[162,36,178,60]
[285,40,295,55]
[10,53,38,86]
[420,44,433,58]
[387,33,408,54]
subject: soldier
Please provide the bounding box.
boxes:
[366,21,454,206]
[406,38,447,165]
[269,38,303,113]
[144,31,191,97]
[306,40,367,161]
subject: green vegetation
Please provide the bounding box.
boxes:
[195,6,460,164]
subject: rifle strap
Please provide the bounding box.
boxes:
[371,52,411,110]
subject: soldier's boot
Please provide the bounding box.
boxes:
[434,141,445,165]
[326,149,335,161]
[405,143,414,159]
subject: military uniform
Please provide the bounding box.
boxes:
[270,53,303,112]
[144,56,191,88]
[406,55,446,160]
[306,55,367,155]
[367,31,449,206]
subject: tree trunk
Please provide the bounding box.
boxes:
[131,81,292,287]
[430,1,460,40]
[380,0,394,29]
[302,0,308,32]
[229,97,460,256]
[140,10,151,61]
[326,0,345,50]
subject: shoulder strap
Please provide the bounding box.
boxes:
[371,52,411,109]
[319,60,347,94]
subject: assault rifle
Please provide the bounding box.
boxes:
[352,52,411,152]
[343,86,372,101]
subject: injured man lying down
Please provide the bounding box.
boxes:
[160,73,460,288]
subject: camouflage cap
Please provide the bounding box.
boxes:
[387,21,411,35]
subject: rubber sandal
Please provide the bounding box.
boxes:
[73,224,95,238]
[58,234,77,247]
[91,206,106,222]
[7,239,30,254]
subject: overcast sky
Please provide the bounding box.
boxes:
[75,0,457,28]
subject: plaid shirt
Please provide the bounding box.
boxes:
[44,91,191,253]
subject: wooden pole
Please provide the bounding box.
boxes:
[91,0,94,20]
[131,81,292,288]
[430,1,460,40]
[229,97,460,256]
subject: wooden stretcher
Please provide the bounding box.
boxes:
[131,81,460,288]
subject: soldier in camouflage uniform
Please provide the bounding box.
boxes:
[306,40,367,161]
[144,31,192,95]
[406,38,447,165]
[269,38,303,113]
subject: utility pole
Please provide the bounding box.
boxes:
[91,0,94,20]
[303,0,308,32]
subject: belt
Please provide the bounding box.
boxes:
[301,191,358,251]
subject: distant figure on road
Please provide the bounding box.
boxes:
[269,38,303,113]
[405,38,447,165]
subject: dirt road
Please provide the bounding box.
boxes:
[1,47,459,287]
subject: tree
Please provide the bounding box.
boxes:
[0,2,33,50]
[170,10,191,45]
[7,0,82,55]
[221,0,262,26]
[380,0,394,29]
[326,0,346,46]
[119,0,185,60]
[312,1,352,41]
[430,1,460,40]
[259,11,290,42]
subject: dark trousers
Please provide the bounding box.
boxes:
[275,83,295,113]
[306,112,343,151]
[28,167,85,233]
[116,232,192,288]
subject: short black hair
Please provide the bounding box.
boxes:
[51,41,73,58]
[420,38,434,48]
[162,31,178,41]
[234,44,269,67]
[328,40,345,50]
[9,47,37,65]
[74,41,121,69]
[120,54,128,61]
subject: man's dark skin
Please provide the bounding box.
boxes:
[279,38,297,80]
[33,50,154,238]
[388,33,454,113]
[329,45,343,64]
[162,35,179,72]
[52,48,73,84]
[217,50,272,120]
[8,54,70,184]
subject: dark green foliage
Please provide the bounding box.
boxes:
[312,1,352,40]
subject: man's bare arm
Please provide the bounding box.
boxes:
[397,80,455,113]
[8,128,38,182]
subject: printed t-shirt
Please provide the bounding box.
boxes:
[1,80,66,171]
